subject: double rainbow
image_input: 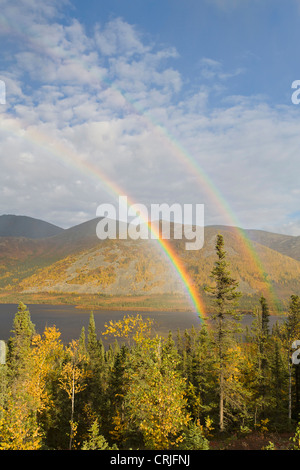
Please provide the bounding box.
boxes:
[1,116,207,320]
[0,14,280,321]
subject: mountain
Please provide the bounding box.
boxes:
[244,228,300,262]
[0,215,64,239]
[0,216,300,313]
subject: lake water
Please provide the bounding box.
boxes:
[0,303,286,345]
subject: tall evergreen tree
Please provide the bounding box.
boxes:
[7,302,36,375]
[286,295,300,340]
[184,325,217,424]
[269,328,288,426]
[260,295,270,337]
[79,327,87,356]
[87,312,105,368]
[284,295,300,422]
[248,297,272,425]
[105,345,129,445]
[259,296,270,414]
[87,312,98,361]
[83,312,107,422]
[204,234,241,432]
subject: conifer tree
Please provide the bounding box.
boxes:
[87,312,98,362]
[269,329,288,425]
[81,419,117,450]
[7,302,36,375]
[184,325,217,424]
[204,234,241,432]
[284,295,300,422]
[260,295,270,338]
[105,345,129,445]
[85,312,107,418]
[258,296,271,416]
[246,297,272,426]
[79,327,87,356]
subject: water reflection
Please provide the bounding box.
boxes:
[0,303,285,345]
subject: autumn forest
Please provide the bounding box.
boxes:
[0,234,300,451]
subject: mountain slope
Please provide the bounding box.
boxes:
[0,217,300,313]
[244,228,300,262]
[0,215,64,239]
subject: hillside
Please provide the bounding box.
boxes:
[0,217,300,313]
[0,215,64,239]
[244,228,300,262]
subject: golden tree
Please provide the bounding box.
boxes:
[0,326,63,450]
[58,340,90,450]
[103,315,191,449]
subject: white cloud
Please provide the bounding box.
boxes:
[198,57,245,82]
[94,17,149,57]
[0,2,300,235]
[0,0,69,40]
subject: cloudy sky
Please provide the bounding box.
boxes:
[1,0,300,234]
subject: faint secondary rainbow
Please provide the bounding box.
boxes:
[81,78,281,312]
[143,120,281,312]
[0,16,280,313]
[0,116,207,322]
[101,85,281,313]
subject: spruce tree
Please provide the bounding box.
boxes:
[7,302,36,375]
[79,327,87,355]
[204,234,241,432]
[186,325,216,423]
[285,295,300,422]
[87,312,98,361]
[260,295,270,338]
[259,296,270,415]
[86,312,106,417]
[286,295,300,340]
[269,330,287,426]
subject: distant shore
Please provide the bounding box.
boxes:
[0,290,287,316]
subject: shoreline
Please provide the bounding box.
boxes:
[0,291,287,316]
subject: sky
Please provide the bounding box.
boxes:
[1,0,300,234]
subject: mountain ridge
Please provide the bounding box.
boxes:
[0,214,64,239]
[1,215,300,313]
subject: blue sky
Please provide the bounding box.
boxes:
[1,0,300,234]
[68,0,300,103]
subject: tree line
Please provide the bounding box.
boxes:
[0,234,300,450]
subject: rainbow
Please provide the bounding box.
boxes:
[92,82,281,313]
[0,15,281,316]
[99,81,281,313]
[146,123,280,310]
[0,116,207,321]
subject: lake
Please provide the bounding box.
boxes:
[0,303,286,345]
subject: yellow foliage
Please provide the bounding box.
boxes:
[0,326,63,450]
[199,417,214,439]
[0,392,42,450]
[102,314,154,344]
[256,418,270,435]
[58,340,90,400]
